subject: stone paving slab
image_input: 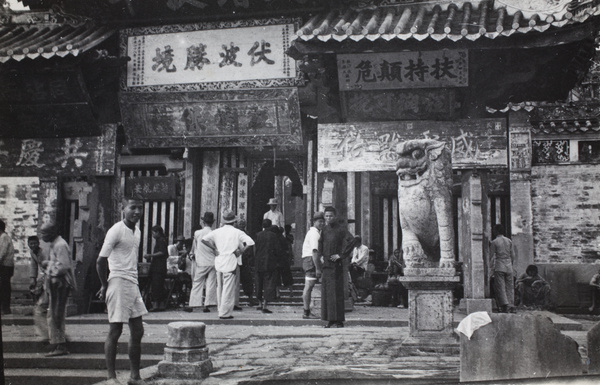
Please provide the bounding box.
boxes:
[2,307,592,385]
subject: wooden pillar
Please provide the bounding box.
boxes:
[360,172,371,247]
[183,156,194,238]
[346,172,356,234]
[461,171,493,314]
[306,139,314,230]
[237,153,248,223]
[201,151,220,223]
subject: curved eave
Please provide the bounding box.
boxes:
[0,24,116,63]
[292,1,600,53]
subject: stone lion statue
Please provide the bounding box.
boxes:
[395,139,455,270]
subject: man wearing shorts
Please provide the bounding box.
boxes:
[301,212,324,319]
[97,197,147,385]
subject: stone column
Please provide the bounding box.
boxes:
[158,322,213,379]
[508,111,535,275]
[460,171,493,314]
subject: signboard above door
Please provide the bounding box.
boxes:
[120,18,301,92]
[337,50,468,91]
[318,119,507,172]
[120,88,302,149]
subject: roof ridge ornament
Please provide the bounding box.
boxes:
[2,5,89,27]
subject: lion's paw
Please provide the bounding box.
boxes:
[439,259,455,269]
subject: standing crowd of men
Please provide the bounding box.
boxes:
[1,195,367,384]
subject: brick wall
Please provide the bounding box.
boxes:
[531,164,600,263]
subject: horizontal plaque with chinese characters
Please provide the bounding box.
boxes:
[120,88,302,148]
[122,19,297,90]
[125,176,177,200]
[337,50,468,91]
[318,119,507,172]
[0,125,116,177]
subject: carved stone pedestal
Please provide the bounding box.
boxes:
[399,271,460,353]
[158,322,213,379]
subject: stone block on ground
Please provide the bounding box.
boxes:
[157,360,213,379]
[460,312,582,382]
[166,321,206,348]
[158,321,213,380]
[587,320,600,374]
[465,298,493,314]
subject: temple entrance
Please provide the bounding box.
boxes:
[249,159,305,266]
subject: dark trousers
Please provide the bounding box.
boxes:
[0,265,14,312]
[255,271,277,302]
[150,271,167,302]
[240,264,254,298]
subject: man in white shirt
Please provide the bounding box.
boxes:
[186,212,217,313]
[349,235,369,284]
[202,210,255,319]
[263,198,284,229]
[301,212,324,319]
[96,197,147,385]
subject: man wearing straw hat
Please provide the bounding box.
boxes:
[202,210,254,319]
[263,197,284,229]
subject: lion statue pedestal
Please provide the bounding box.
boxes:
[395,140,460,350]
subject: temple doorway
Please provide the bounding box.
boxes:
[249,160,305,266]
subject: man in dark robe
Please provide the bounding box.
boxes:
[320,206,354,328]
[254,219,283,314]
[143,225,169,311]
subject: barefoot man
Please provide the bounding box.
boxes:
[97,196,147,385]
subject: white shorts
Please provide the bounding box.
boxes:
[106,277,148,323]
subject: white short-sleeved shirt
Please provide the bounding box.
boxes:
[351,244,369,270]
[302,226,320,259]
[263,210,284,229]
[99,221,141,284]
[202,224,255,273]
[193,227,216,267]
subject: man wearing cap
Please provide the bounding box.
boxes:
[96,196,148,385]
[201,210,254,319]
[186,212,217,313]
[39,222,76,357]
[301,212,324,319]
[263,198,284,229]
[320,206,354,328]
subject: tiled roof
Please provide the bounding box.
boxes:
[295,0,600,43]
[487,101,600,136]
[0,8,115,63]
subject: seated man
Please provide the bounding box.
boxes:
[349,236,369,285]
[589,268,600,312]
[386,249,408,308]
[515,265,551,309]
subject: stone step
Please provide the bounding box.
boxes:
[2,339,165,355]
[4,368,109,385]
[4,352,162,370]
